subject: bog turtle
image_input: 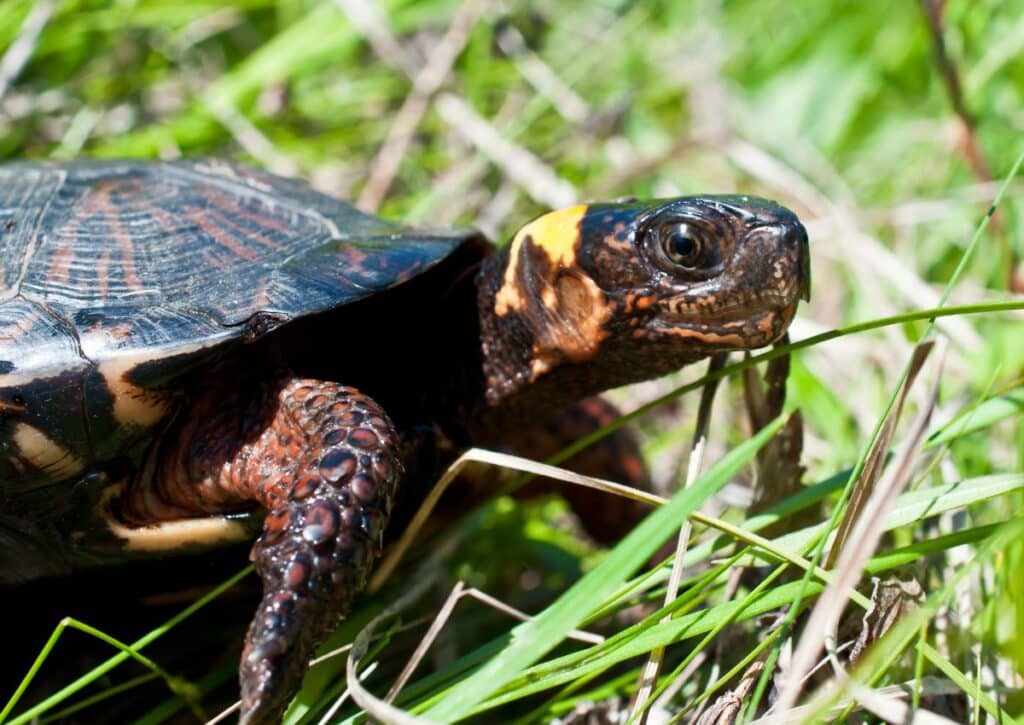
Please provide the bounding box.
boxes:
[0,159,809,722]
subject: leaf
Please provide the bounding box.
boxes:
[926,388,1024,448]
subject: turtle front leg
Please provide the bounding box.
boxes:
[118,377,403,724]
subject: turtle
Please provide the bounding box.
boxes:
[0,159,810,723]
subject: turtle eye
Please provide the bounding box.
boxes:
[660,223,704,269]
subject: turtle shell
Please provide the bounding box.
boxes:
[0,159,482,496]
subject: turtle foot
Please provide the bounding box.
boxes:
[118,374,403,722]
[237,380,403,723]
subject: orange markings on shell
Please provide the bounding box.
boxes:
[631,326,747,347]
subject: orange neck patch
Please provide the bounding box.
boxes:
[494,204,588,316]
[487,204,614,384]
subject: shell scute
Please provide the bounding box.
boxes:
[1,160,476,356]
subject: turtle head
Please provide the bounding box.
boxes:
[476,195,810,410]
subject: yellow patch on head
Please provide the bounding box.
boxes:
[494,204,589,317]
[525,204,589,267]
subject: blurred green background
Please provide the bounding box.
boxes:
[2,0,1023,721]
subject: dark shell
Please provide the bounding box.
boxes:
[0,159,482,497]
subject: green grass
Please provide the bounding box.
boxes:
[2,0,1024,722]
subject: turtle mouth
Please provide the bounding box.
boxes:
[654,283,803,326]
[647,298,800,349]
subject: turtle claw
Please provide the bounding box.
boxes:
[239,590,308,723]
[240,530,377,724]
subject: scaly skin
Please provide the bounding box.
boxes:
[120,378,402,724]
